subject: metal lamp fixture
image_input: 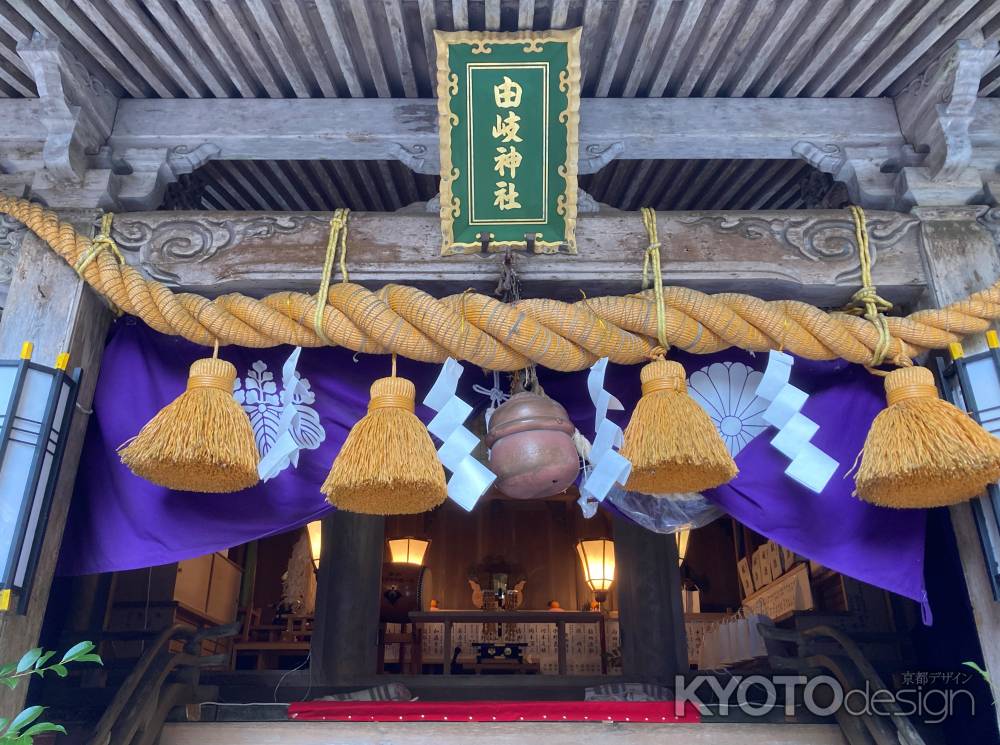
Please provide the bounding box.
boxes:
[576,538,615,605]
[388,537,430,566]
[0,342,81,614]
[306,520,322,571]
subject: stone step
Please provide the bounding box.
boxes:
[160,721,847,745]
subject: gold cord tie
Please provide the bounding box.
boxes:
[845,205,894,367]
[313,208,350,345]
[76,212,126,275]
[640,206,668,354]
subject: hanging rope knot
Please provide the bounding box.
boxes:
[75,212,126,276]
[844,205,895,367]
[850,285,892,314]
[313,208,351,345]
[640,207,669,352]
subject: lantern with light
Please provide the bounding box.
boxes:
[306,520,322,572]
[0,343,81,614]
[576,538,615,607]
[381,537,433,623]
[388,537,430,566]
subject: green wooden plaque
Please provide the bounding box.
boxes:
[435,29,581,255]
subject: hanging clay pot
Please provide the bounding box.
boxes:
[485,392,579,499]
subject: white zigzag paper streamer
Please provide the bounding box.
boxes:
[578,357,632,518]
[756,350,838,493]
[424,358,497,511]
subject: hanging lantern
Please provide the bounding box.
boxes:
[620,359,737,494]
[119,355,260,493]
[307,520,322,571]
[0,343,80,614]
[486,391,579,499]
[576,538,615,604]
[388,537,430,566]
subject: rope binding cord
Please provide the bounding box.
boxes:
[843,205,902,369]
[1,195,1000,371]
[76,212,126,276]
[313,208,350,345]
[640,206,668,355]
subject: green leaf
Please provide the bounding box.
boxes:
[0,663,16,677]
[74,654,103,665]
[20,722,65,738]
[59,641,94,664]
[964,660,991,683]
[15,650,40,674]
[48,665,67,678]
[0,678,17,690]
[6,707,42,736]
[33,651,55,670]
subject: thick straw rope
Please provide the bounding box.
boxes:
[3,195,999,372]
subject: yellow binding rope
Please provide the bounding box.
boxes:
[75,212,126,276]
[845,205,896,368]
[640,206,668,354]
[313,208,350,345]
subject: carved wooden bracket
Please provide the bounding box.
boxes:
[894,37,1000,208]
[896,38,999,180]
[16,33,115,190]
[794,38,1000,211]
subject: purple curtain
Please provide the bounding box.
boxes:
[59,319,929,620]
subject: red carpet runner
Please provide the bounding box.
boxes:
[288,700,701,723]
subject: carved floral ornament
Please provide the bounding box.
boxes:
[674,212,920,283]
[109,214,330,283]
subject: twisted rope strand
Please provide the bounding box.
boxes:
[2,195,998,372]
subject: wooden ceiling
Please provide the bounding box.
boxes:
[1,0,999,212]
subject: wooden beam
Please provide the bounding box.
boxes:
[109,208,928,306]
[109,97,907,173]
[0,211,113,720]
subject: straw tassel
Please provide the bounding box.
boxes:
[855,366,1000,508]
[321,375,447,514]
[620,359,738,494]
[119,357,260,493]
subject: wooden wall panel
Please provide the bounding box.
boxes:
[385,499,617,613]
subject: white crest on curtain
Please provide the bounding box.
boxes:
[233,360,325,459]
[687,361,768,456]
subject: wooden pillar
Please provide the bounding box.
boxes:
[612,512,686,683]
[0,213,113,718]
[914,206,1000,733]
[311,511,385,684]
